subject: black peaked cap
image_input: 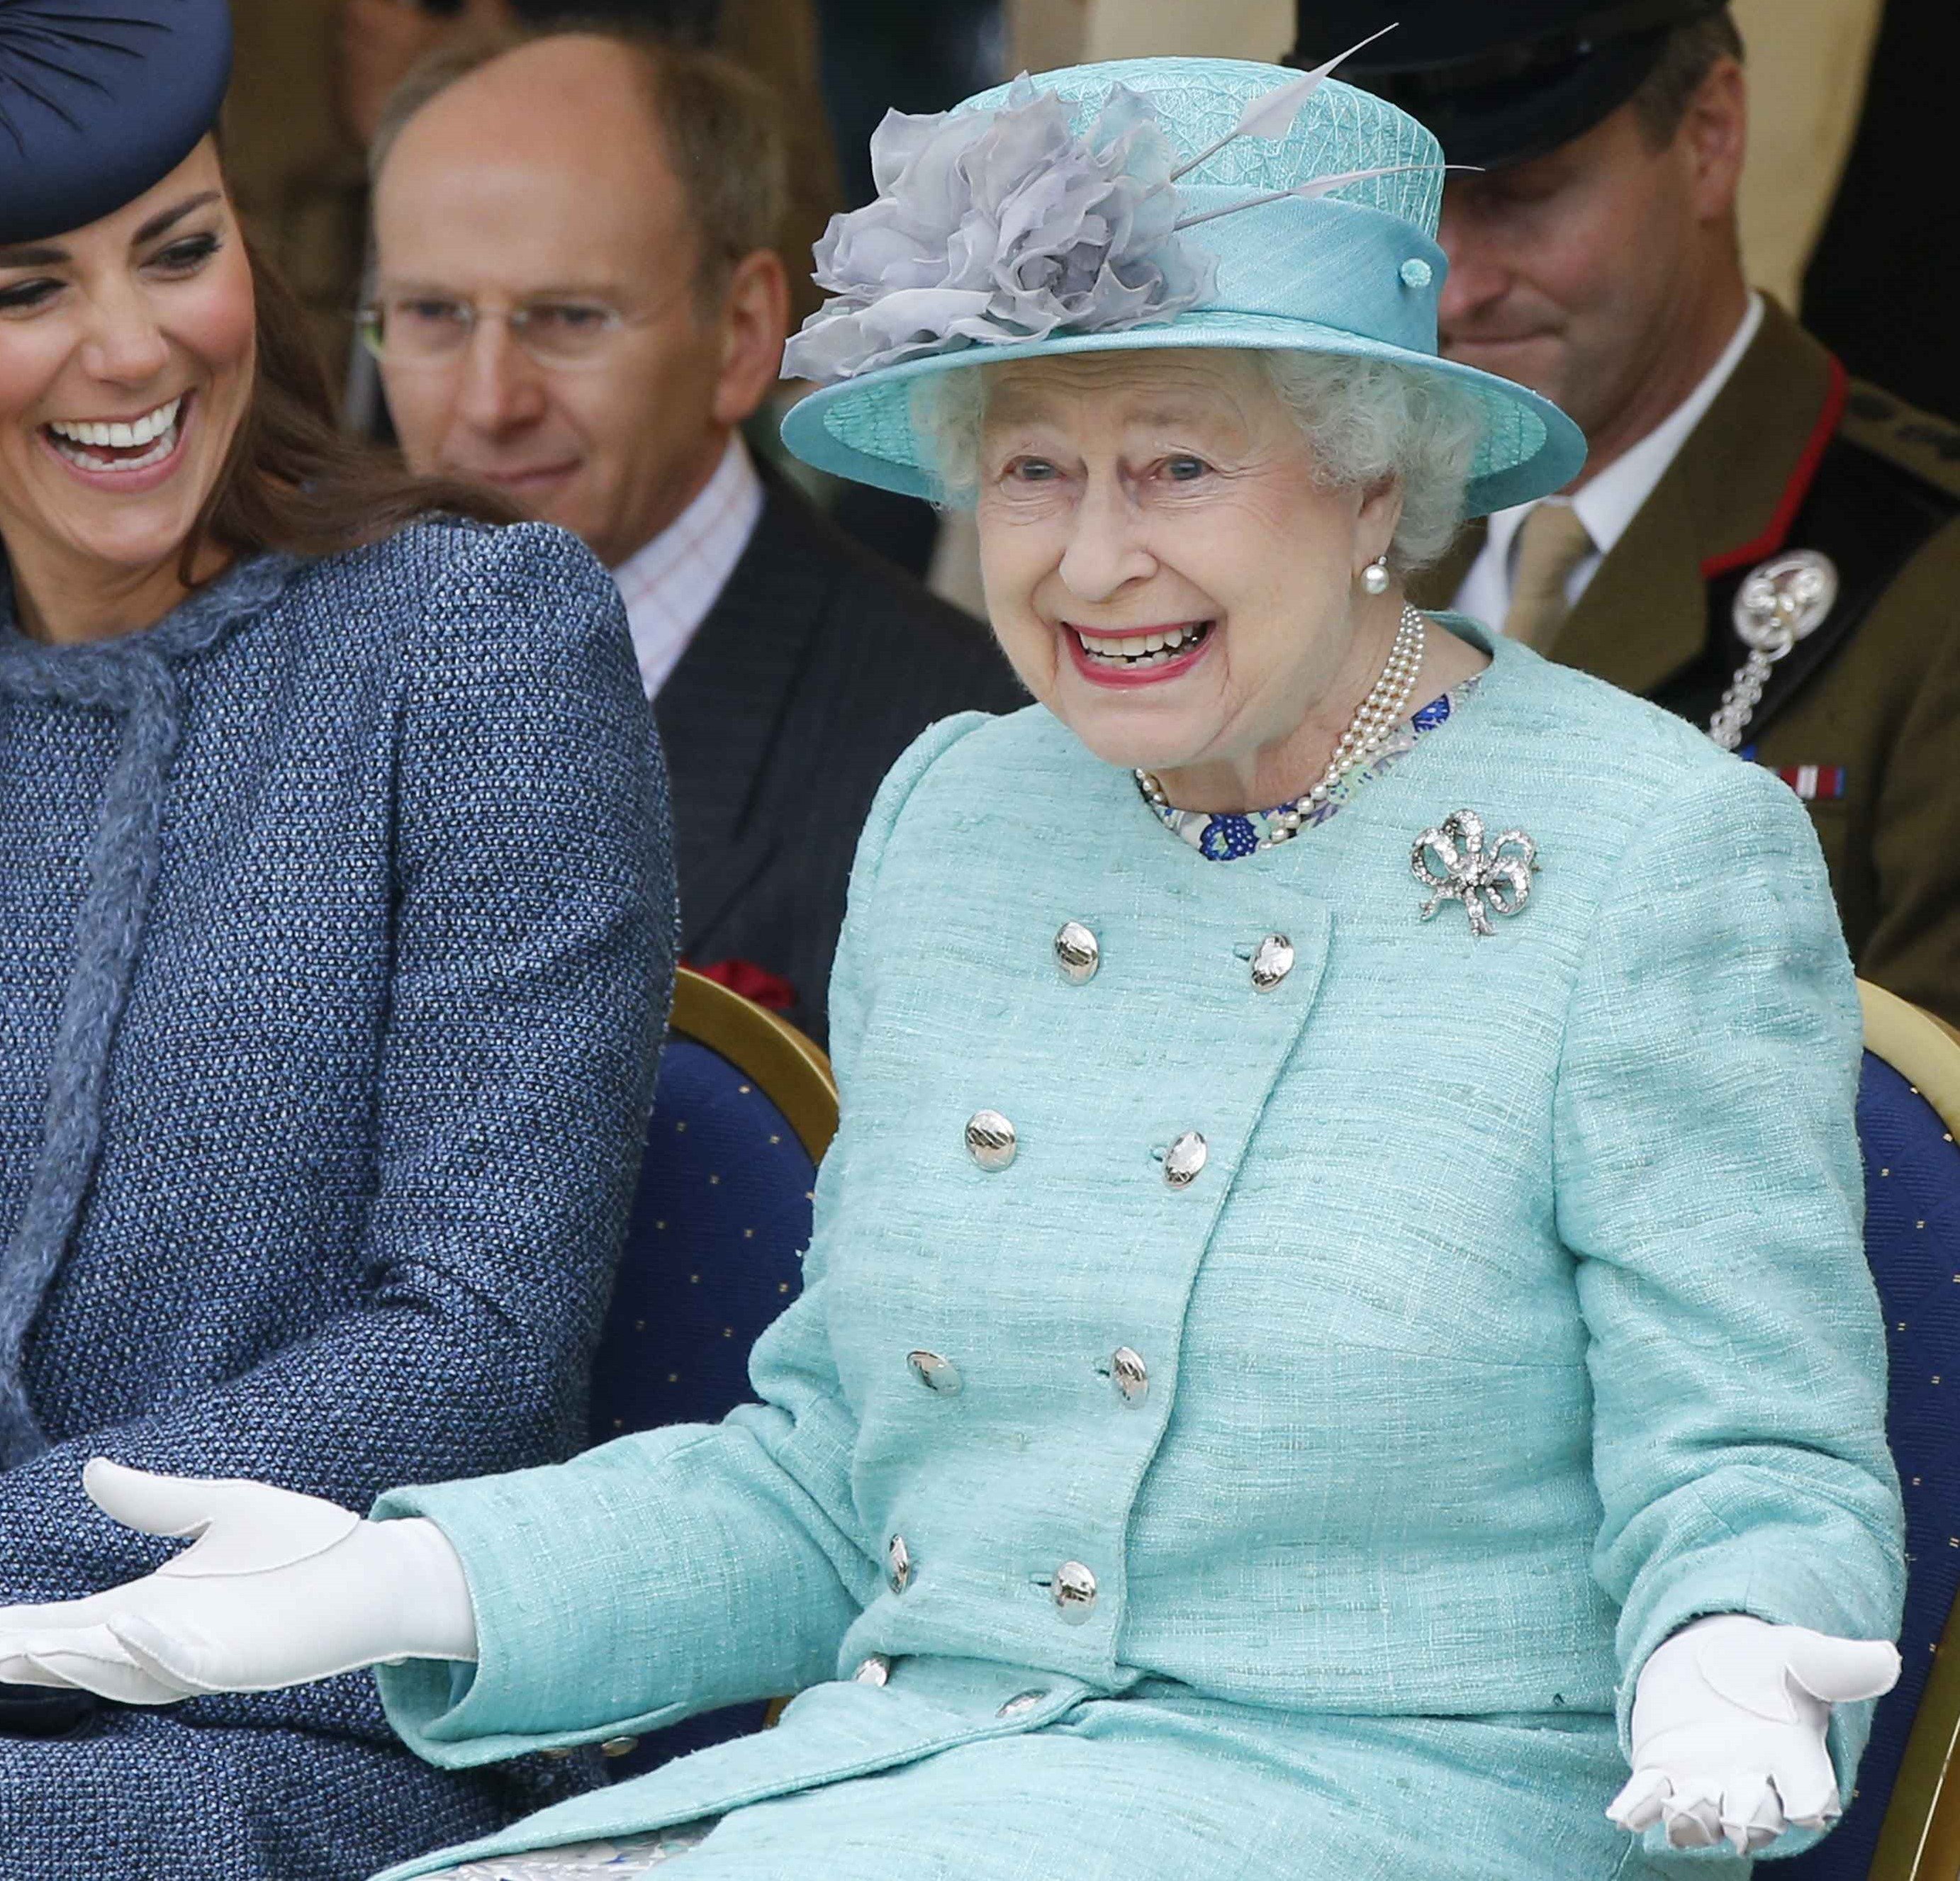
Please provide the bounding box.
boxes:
[1,0,233,245]
[1292,0,1731,169]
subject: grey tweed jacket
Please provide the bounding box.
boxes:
[0,521,676,1877]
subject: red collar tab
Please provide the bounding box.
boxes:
[1701,355,1849,582]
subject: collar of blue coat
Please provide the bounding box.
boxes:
[0,546,302,1466]
[0,552,300,703]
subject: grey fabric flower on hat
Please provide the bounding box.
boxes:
[783,77,1216,384]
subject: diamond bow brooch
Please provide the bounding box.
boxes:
[1411,809,1539,937]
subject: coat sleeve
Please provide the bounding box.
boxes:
[1553,759,1905,1794]
[372,713,992,1768]
[0,524,674,1746]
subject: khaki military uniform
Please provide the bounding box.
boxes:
[1416,299,1960,1028]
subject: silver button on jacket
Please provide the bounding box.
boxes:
[1250,933,1296,992]
[965,1110,1017,1171]
[853,1654,892,1686]
[1110,1347,1148,1405]
[997,1688,1047,1717]
[1053,921,1101,984]
[907,1349,963,1396]
[886,1534,912,1593]
[1052,1560,1098,1622]
[1163,1131,1208,1188]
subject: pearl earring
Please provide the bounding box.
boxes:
[1361,557,1391,596]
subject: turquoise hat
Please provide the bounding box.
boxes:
[780,55,1585,517]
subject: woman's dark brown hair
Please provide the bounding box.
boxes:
[179,230,515,583]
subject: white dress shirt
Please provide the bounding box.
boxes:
[612,434,766,700]
[1455,293,1765,631]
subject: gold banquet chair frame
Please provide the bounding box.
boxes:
[1862,980,1960,1881]
[667,966,839,1160]
[670,968,836,1737]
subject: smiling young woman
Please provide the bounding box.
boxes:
[0,4,676,1876]
[0,139,511,645]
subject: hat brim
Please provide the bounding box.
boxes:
[780,309,1586,517]
[1350,30,1668,173]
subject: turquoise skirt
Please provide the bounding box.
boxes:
[425,1690,1710,1880]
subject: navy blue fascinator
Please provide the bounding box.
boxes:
[1,0,233,245]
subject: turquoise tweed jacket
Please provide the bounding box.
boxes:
[372,627,1903,1880]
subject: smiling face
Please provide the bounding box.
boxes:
[973,350,1405,811]
[371,35,775,570]
[0,140,256,634]
[1435,63,1748,479]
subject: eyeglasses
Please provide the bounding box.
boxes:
[357,291,643,370]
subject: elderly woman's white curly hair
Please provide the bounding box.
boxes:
[912,350,1484,574]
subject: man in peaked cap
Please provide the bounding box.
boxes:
[1297,1,1960,1028]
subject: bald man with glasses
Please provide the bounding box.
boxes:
[365,26,1024,1043]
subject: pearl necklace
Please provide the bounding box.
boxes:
[1136,604,1428,848]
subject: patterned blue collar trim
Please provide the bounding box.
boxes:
[0,551,301,701]
[0,546,300,1464]
[1141,673,1485,862]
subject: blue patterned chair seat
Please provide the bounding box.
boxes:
[1783,986,1960,1877]
[588,971,834,1775]
[590,1043,815,1450]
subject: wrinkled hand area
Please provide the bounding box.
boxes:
[1607,1614,1900,1854]
[0,1461,477,1703]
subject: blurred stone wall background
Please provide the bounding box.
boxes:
[223,0,369,374]
[221,0,1949,442]
[223,0,846,394]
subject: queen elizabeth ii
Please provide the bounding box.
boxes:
[0,52,1905,1881]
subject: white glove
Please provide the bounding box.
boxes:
[1608,1614,1900,1853]
[0,1460,478,1704]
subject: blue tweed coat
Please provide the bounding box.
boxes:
[372,626,1903,1881]
[0,522,674,1877]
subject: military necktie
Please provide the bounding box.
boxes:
[1503,502,1595,652]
